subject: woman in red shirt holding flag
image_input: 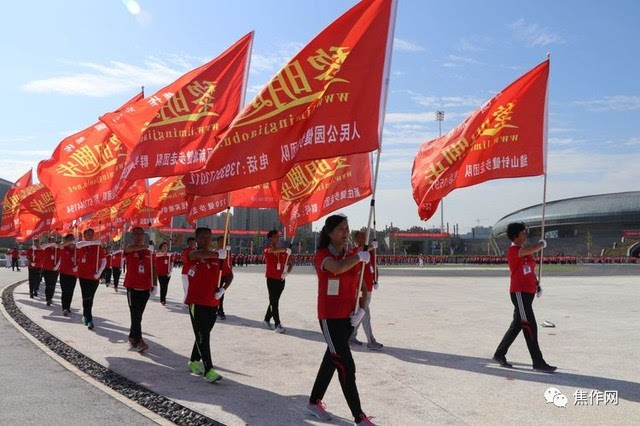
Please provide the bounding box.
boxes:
[306,214,375,426]
[261,229,292,333]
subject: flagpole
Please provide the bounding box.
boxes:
[217,193,232,290]
[537,53,551,284]
[169,216,174,252]
[353,0,397,313]
[146,179,154,290]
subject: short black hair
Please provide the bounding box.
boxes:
[267,229,279,238]
[64,234,74,241]
[506,222,526,241]
[217,236,224,242]
[187,237,196,243]
[195,227,211,238]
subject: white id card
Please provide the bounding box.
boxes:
[188,268,196,277]
[327,278,340,296]
[138,264,145,274]
[523,264,532,275]
[51,255,55,260]
[164,259,168,264]
[276,263,281,270]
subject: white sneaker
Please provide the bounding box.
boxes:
[261,320,273,330]
[275,324,286,333]
[366,341,383,350]
[306,400,331,421]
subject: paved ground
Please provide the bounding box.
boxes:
[3,264,640,425]
[0,273,154,425]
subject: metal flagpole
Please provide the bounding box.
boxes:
[353,0,397,313]
[146,179,154,290]
[537,53,551,284]
[169,216,174,252]
[217,193,232,290]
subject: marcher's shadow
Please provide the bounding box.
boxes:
[217,315,325,344]
[103,356,353,425]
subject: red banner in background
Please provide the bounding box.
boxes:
[17,183,61,241]
[100,33,254,186]
[412,59,549,221]
[0,169,32,237]
[185,0,395,196]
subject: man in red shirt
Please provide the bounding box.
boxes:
[111,247,124,292]
[124,227,157,352]
[76,228,106,330]
[41,236,61,306]
[493,222,556,373]
[184,227,227,383]
[154,242,171,306]
[26,240,44,298]
[261,230,292,333]
[181,237,196,302]
[11,245,20,271]
[215,236,233,320]
[58,234,77,316]
[102,246,112,287]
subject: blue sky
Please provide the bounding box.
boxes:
[1,0,638,233]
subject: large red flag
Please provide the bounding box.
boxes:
[99,32,254,185]
[185,0,396,196]
[271,153,372,236]
[0,170,33,237]
[37,93,145,223]
[412,59,550,221]
[148,176,189,224]
[17,183,60,241]
[187,183,276,224]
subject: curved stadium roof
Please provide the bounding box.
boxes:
[492,191,640,236]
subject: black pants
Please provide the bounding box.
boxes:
[218,273,233,313]
[127,289,150,342]
[28,268,42,296]
[59,273,77,311]
[189,304,218,373]
[11,258,19,271]
[495,292,546,365]
[310,318,364,422]
[42,270,59,302]
[264,278,285,326]
[112,267,121,288]
[102,268,112,284]
[79,278,100,322]
[158,275,170,303]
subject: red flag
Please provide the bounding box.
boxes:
[412,59,550,221]
[99,32,254,184]
[123,193,165,228]
[148,176,189,224]
[17,183,60,241]
[187,193,230,224]
[272,153,372,236]
[37,93,144,223]
[185,0,396,196]
[231,183,276,208]
[0,170,33,237]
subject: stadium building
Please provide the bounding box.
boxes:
[492,191,640,257]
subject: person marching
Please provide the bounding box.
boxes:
[102,246,113,287]
[215,236,233,320]
[349,231,383,350]
[261,229,292,333]
[26,240,44,298]
[41,236,61,306]
[58,234,77,316]
[154,242,171,306]
[306,214,375,426]
[184,227,227,383]
[493,222,556,373]
[111,247,124,292]
[11,245,20,271]
[181,237,196,300]
[76,228,106,330]
[124,227,157,352]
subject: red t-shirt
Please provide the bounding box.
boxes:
[124,249,153,290]
[76,244,106,281]
[315,246,360,319]
[59,246,76,276]
[104,254,112,269]
[348,247,376,292]
[221,251,233,276]
[507,244,537,293]
[181,247,195,274]
[264,247,288,280]
[184,257,220,307]
[41,246,60,271]
[154,253,171,276]
[11,248,18,259]
[26,248,44,269]
[111,251,123,268]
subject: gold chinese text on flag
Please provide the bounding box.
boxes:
[186,0,395,196]
[412,59,550,221]
[99,32,254,184]
[17,183,60,241]
[0,169,32,237]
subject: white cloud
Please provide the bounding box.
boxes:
[548,137,585,146]
[0,135,38,144]
[22,56,194,97]
[573,95,640,112]
[407,91,482,109]
[393,37,425,52]
[250,41,303,74]
[442,54,482,68]
[624,137,640,146]
[509,18,565,47]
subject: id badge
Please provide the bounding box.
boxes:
[369,265,374,273]
[51,255,55,260]
[327,278,340,296]
[138,264,145,274]
[188,267,196,277]
[164,259,168,265]
[523,264,532,275]
[276,262,281,271]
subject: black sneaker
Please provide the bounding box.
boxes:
[533,363,557,373]
[493,355,513,368]
[46,300,51,306]
[218,312,226,320]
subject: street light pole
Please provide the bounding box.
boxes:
[436,110,445,257]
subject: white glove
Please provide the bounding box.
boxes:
[30,262,35,267]
[357,251,370,264]
[226,245,231,251]
[215,287,226,299]
[217,249,227,260]
[281,271,288,279]
[350,308,366,327]
[94,273,101,280]
[374,281,379,290]
[72,266,78,273]
[536,285,543,298]
[539,239,547,249]
[285,248,292,256]
[370,241,378,250]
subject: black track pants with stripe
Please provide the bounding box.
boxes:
[310,318,364,423]
[189,304,218,374]
[495,291,545,365]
